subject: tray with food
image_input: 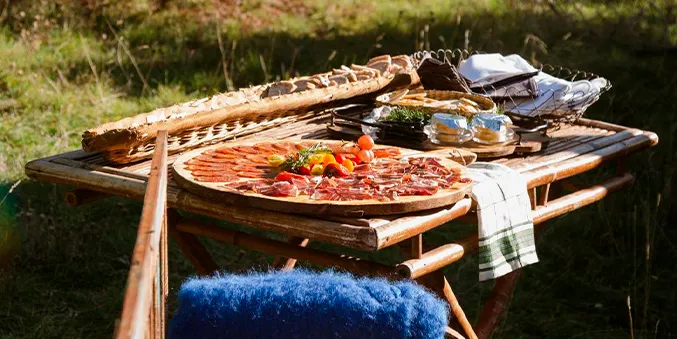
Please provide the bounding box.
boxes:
[327,94,550,158]
[172,135,473,217]
[82,54,420,164]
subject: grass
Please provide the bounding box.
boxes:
[1,0,676,337]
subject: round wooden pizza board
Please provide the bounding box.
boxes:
[172,139,473,217]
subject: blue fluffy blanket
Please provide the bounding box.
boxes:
[169,270,448,339]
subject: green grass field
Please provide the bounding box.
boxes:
[1,0,676,338]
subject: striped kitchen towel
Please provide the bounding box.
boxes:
[467,162,539,281]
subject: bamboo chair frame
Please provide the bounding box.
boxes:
[115,131,169,339]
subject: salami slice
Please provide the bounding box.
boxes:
[193,174,238,183]
[183,141,471,205]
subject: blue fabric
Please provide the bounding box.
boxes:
[169,270,448,339]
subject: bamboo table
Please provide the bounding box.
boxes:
[25,110,658,339]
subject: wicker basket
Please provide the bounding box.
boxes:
[83,65,419,164]
[375,89,497,118]
[410,49,612,124]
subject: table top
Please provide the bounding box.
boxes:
[25,109,658,251]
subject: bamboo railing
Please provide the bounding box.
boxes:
[115,131,169,339]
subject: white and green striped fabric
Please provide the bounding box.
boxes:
[467,162,539,281]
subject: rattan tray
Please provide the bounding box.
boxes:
[82,56,420,164]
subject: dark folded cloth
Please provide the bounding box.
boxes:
[469,71,539,100]
[416,57,472,93]
[416,55,539,100]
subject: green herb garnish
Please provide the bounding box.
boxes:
[385,107,431,125]
[282,143,332,172]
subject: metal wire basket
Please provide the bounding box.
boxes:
[410,49,612,125]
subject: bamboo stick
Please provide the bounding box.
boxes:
[474,271,522,339]
[25,159,381,251]
[117,130,168,339]
[397,243,465,279]
[176,219,395,277]
[511,129,641,174]
[411,234,423,259]
[166,210,218,275]
[537,184,551,207]
[532,173,633,224]
[375,198,472,249]
[576,118,632,132]
[452,172,635,255]
[418,271,478,339]
[272,237,310,270]
[64,189,109,206]
[523,134,650,188]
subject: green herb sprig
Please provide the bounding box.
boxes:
[384,107,431,125]
[282,143,332,172]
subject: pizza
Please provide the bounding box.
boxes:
[180,135,471,202]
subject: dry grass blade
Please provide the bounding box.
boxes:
[80,35,105,104]
[216,23,235,91]
[0,180,21,208]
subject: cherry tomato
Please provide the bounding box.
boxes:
[357,135,375,150]
[341,158,355,172]
[298,165,311,175]
[346,145,361,155]
[323,163,350,177]
[342,153,360,164]
[323,153,337,165]
[334,154,346,164]
[357,149,374,163]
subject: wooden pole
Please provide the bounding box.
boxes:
[64,189,109,206]
[474,271,522,339]
[166,209,219,275]
[376,198,472,249]
[272,237,310,270]
[418,271,478,339]
[397,244,465,279]
[116,130,169,339]
[176,219,396,277]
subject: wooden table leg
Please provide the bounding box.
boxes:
[166,210,218,275]
[271,237,310,270]
[418,270,478,339]
[474,271,522,339]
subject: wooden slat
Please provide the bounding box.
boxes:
[508,129,641,173]
[397,243,465,279]
[116,131,169,339]
[176,219,394,277]
[64,189,109,206]
[25,158,380,250]
[449,172,635,254]
[374,198,473,249]
[523,134,651,187]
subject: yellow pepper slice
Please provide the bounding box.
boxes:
[267,154,286,167]
[341,158,354,172]
[322,153,337,165]
[310,164,324,176]
[308,153,325,165]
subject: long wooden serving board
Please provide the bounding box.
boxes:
[172,139,473,217]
